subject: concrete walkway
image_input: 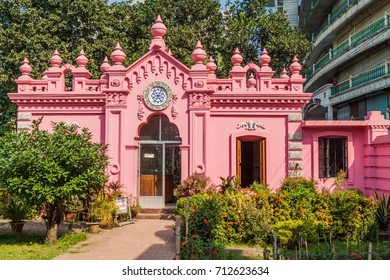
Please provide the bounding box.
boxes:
[53,219,176,260]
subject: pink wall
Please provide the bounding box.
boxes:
[302,112,390,194]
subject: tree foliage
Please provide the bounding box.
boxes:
[0,0,312,134]
[0,119,109,244]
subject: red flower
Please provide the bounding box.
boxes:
[203,219,208,225]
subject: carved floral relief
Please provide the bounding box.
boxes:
[189,93,211,109]
[106,92,127,106]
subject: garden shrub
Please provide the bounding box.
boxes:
[273,219,317,247]
[175,175,380,255]
[250,181,270,195]
[180,235,222,260]
[174,173,213,198]
[218,176,240,194]
[175,191,273,247]
[327,189,377,241]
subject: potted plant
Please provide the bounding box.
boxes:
[129,196,141,218]
[0,198,29,233]
[86,192,118,232]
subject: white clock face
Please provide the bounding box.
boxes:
[144,82,172,110]
[149,87,167,106]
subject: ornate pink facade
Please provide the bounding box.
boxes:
[8,17,390,208]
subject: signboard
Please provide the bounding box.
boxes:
[115,197,128,214]
[144,153,155,158]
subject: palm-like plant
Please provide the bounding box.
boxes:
[0,198,28,223]
[374,191,390,231]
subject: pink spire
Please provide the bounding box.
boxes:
[259,48,271,67]
[206,56,217,74]
[76,50,88,67]
[247,73,256,88]
[100,56,110,73]
[231,48,243,67]
[20,58,32,76]
[289,56,302,75]
[280,68,289,79]
[150,15,167,39]
[191,41,207,65]
[50,50,62,67]
[110,43,126,66]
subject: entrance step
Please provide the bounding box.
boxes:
[136,207,175,220]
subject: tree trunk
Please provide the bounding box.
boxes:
[46,223,58,245]
[44,202,64,245]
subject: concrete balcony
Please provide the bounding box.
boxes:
[301,0,336,34]
[304,19,390,92]
[329,62,390,106]
[305,0,379,68]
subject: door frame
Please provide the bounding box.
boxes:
[138,140,181,208]
[236,137,266,186]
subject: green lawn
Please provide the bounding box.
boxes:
[0,232,87,260]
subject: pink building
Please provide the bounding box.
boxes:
[8,17,390,208]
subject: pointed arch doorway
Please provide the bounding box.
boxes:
[138,115,181,208]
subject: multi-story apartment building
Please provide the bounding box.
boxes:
[268,0,300,27]
[300,0,390,120]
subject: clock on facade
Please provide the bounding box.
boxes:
[143,82,172,110]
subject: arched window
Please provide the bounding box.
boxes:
[139,115,181,141]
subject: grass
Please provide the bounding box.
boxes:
[0,232,87,260]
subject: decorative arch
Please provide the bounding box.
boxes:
[139,114,181,142]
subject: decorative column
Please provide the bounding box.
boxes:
[72,50,91,91]
[15,59,33,131]
[287,114,303,177]
[229,49,246,90]
[289,57,305,93]
[104,43,130,183]
[258,49,274,93]
[44,50,64,92]
[188,41,213,175]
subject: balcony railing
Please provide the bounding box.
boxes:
[311,0,357,40]
[304,0,319,21]
[351,16,386,45]
[306,15,390,80]
[331,62,390,95]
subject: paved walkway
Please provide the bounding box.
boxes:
[53,219,176,260]
[1,219,176,260]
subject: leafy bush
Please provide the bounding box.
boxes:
[175,173,213,198]
[175,176,379,250]
[180,236,222,260]
[176,191,272,246]
[250,181,270,195]
[329,189,377,240]
[218,176,240,194]
[88,192,118,227]
[273,219,317,247]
